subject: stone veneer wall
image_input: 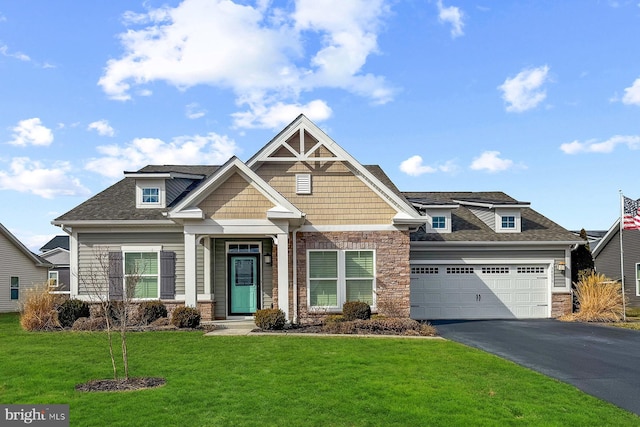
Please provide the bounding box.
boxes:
[295,230,410,323]
[551,293,572,318]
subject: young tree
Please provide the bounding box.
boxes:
[77,247,143,380]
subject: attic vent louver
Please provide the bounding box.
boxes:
[296,174,312,194]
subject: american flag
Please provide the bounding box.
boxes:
[623,196,640,230]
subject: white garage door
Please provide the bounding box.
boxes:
[410,264,549,320]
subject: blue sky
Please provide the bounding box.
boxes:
[1,0,639,250]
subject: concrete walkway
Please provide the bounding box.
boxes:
[203,319,257,336]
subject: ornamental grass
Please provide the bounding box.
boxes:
[563,272,624,322]
[19,283,62,331]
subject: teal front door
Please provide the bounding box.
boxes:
[229,254,259,315]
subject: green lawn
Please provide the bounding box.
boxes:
[1,313,637,426]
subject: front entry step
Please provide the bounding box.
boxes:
[203,319,256,335]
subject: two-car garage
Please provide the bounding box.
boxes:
[409,263,551,320]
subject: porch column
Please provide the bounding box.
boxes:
[277,232,289,320]
[184,232,197,307]
[203,237,212,297]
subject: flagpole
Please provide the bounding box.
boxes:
[619,190,627,321]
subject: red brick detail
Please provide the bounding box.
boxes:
[295,231,411,323]
[551,293,572,317]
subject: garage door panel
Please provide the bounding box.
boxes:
[410,264,549,320]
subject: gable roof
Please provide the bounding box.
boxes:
[248,115,423,224]
[591,219,621,257]
[0,223,51,267]
[168,157,304,221]
[40,235,69,252]
[53,165,219,223]
[405,192,580,244]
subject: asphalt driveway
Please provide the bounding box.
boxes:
[433,319,640,416]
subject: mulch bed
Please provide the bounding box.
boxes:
[75,377,166,392]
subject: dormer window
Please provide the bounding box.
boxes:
[501,216,516,229]
[135,179,166,208]
[142,188,160,204]
[423,209,452,233]
[432,216,446,229]
[496,209,521,233]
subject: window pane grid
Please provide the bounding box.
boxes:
[124,252,159,299]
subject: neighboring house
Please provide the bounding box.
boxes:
[571,230,607,249]
[592,221,640,307]
[0,223,51,313]
[52,115,581,321]
[39,235,71,295]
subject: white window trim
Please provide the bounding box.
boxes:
[495,209,521,233]
[10,276,19,300]
[307,249,376,311]
[48,271,59,288]
[636,263,640,297]
[424,209,452,233]
[135,179,166,209]
[122,246,162,300]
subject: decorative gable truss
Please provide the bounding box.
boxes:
[247,114,424,227]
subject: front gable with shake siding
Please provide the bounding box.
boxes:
[53,115,424,322]
[53,115,580,322]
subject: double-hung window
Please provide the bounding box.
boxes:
[308,250,375,309]
[124,252,159,298]
[10,277,19,300]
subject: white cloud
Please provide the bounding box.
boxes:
[98,0,393,128]
[0,157,90,198]
[85,132,239,178]
[399,155,457,176]
[186,103,206,119]
[470,151,515,172]
[232,99,332,129]
[559,135,640,154]
[8,118,54,146]
[0,44,30,61]
[87,119,115,137]
[622,78,640,105]
[436,0,464,38]
[498,65,550,112]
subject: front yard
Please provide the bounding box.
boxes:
[0,313,638,426]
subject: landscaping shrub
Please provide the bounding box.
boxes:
[171,306,201,328]
[322,318,436,336]
[72,317,107,331]
[563,272,624,322]
[20,284,62,331]
[254,308,286,330]
[342,301,371,321]
[57,299,90,328]
[138,300,167,325]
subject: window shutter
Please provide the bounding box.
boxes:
[108,252,123,300]
[160,251,176,299]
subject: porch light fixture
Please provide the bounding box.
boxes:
[264,253,272,265]
[556,261,566,271]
